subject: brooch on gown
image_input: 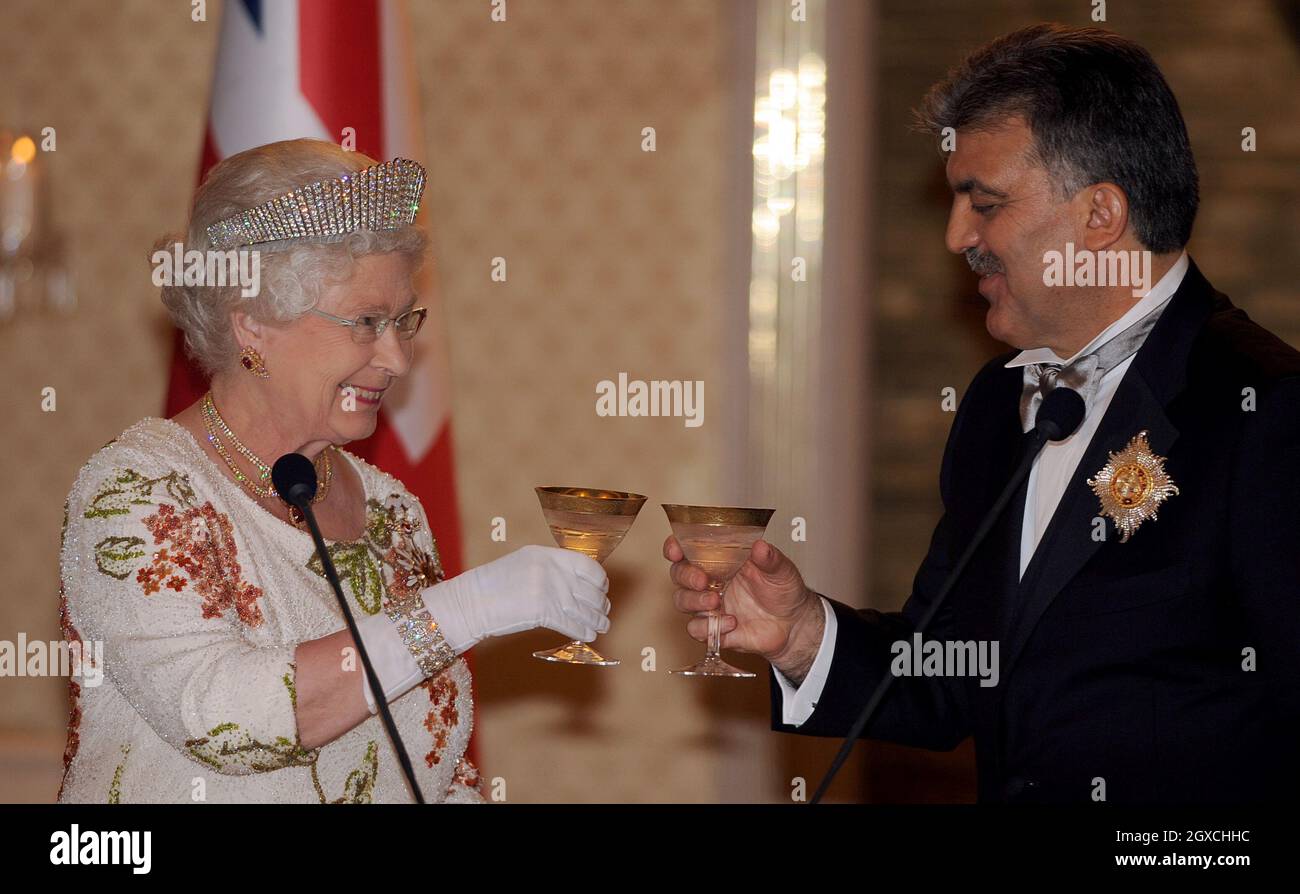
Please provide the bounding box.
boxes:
[1086,430,1179,543]
[377,497,446,602]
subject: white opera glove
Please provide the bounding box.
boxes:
[356,545,610,714]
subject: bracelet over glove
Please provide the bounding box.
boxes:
[355,545,611,714]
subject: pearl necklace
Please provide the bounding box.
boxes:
[200,392,333,525]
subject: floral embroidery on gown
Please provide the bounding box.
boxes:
[56,417,482,803]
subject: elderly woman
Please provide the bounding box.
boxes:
[56,138,609,803]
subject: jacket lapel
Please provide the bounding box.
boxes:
[952,370,1036,650]
[996,257,1215,681]
[990,452,1031,646]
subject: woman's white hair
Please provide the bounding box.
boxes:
[155,139,429,378]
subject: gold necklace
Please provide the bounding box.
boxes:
[200,392,333,523]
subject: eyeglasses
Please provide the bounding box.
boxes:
[309,306,427,344]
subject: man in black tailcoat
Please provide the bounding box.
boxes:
[664,24,1299,804]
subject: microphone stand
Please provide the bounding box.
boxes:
[808,411,1071,805]
[288,491,427,804]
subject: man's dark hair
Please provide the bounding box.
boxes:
[916,23,1199,253]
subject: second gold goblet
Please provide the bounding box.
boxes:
[663,503,775,677]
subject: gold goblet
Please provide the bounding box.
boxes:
[662,503,775,677]
[534,486,646,666]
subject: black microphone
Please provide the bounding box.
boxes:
[272,452,318,506]
[272,453,427,804]
[1031,386,1086,445]
[809,387,1085,804]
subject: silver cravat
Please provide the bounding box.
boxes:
[1019,295,1173,431]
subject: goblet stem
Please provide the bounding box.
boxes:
[705,580,726,659]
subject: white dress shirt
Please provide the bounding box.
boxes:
[773,251,1190,726]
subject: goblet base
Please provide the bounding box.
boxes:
[669,654,756,678]
[532,641,620,666]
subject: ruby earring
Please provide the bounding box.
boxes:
[239,345,270,378]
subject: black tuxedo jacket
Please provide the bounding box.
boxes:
[772,259,1300,804]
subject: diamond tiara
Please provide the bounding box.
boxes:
[205,157,427,250]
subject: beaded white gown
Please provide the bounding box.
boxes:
[56,417,483,804]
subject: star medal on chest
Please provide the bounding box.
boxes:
[1086,430,1179,543]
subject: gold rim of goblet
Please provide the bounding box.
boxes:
[536,486,648,516]
[661,503,776,526]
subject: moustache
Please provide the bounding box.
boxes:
[965,248,1004,277]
